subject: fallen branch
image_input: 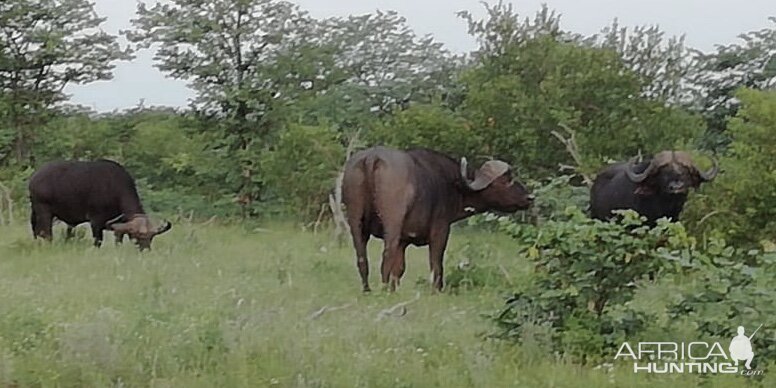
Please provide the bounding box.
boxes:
[375,292,421,322]
[308,303,353,320]
[200,215,218,226]
[313,202,328,235]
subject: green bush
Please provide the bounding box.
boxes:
[460,36,703,176]
[488,207,770,363]
[684,88,776,246]
[260,124,345,220]
[657,239,776,365]
[525,175,590,223]
[369,104,482,158]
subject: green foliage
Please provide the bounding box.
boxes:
[0,0,130,164]
[369,104,480,157]
[458,5,703,175]
[491,208,696,362]
[689,17,776,137]
[444,262,506,293]
[125,1,454,216]
[524,175,590,223]
[126,0,317,212]
[260,125,344,219]
[491,199,776,365]
[663,242,776,362]
[684,89,776,245]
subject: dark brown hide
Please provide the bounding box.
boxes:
[590,151,719,224]
[342,146,533,292]
[28,160,171,250]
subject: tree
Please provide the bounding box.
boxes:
[457,3,702,176]
[597,20,695,103]
[127,1,456,217]
[290,10,458,141]
[320,11,456,115]
[0,0,130,165]
[126,0,321,215]
[684,89,776,245]
[688,17,776,149]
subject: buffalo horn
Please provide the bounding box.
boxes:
[625,157,656,183]
[698,156,720,182]
[105,214,125,227]
[461,158,510,191]
[154,220,172,235]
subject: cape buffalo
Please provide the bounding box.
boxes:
[28,160,172,250]
[590,151,719,224]
[342,146,534,292]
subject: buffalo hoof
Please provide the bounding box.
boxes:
[388,275,401,292]
[362,285,371,293]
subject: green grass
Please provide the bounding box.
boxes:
[0,220,770,387]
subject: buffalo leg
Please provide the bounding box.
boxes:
[90,220,106,247]
[389,242,409,291]
[371,159,413,291]
[381,240,403,291]
[380,225,407,291]
[114,231,125,245]
[428,226,450,291]
[349,220,371,292]
[31,204,53,241]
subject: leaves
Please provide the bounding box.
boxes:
[0,0,130,164]
[491,202,776,364]
[457,4,703,176]
[684,89,776,245]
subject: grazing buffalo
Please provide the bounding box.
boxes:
[342,146,534,292]
[590,151,719,224]
[28,160,171,250]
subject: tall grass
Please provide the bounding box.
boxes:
[0,221,768,387]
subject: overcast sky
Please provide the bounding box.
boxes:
[66,0,776,112]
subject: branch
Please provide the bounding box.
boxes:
[308,303,353,320]
[551,125,593,187]
[329,131,362,243]
[375,292,421,321]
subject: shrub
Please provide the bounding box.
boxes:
[663,240,776,364]
[369,104,482,158]
[684,88,776,246]
[260,124,345,220]
[488,207,768,363]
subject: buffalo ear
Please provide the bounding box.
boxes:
[634,185,655,196]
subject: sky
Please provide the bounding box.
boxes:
[66,0,776,112]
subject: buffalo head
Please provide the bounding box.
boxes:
[625,151,719,195]
[106,214,172,251]
[460,158,534,212]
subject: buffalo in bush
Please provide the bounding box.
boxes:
[342,146,534,292]
[590,151,719,224]
[28,160,171,250]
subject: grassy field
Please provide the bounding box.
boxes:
[0,220,769,387]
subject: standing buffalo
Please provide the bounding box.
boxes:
[590,151,719,224]
[28,160,171,250]
[342,146,534,292]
